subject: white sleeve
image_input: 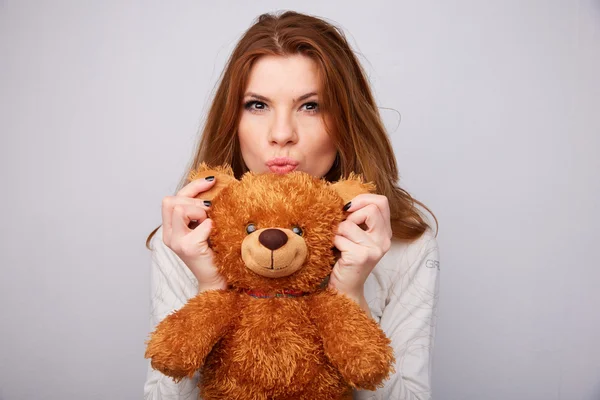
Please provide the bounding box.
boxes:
[143,227,203,400]
[360,232,440,400]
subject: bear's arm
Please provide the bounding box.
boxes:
[307,289,395,390]
[145,290,239,382]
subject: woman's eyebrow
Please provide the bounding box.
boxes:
[243,91,318,103]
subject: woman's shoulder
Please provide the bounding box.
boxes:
[392,228,438,257]
[374,228,440,280]
[363,228,439,321]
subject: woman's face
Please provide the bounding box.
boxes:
[237,54,337,177]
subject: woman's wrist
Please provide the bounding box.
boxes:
[348,292,372,317]
[197,275,228,293]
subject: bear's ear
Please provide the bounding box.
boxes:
[187,162,239,201]
[329,172,377,204]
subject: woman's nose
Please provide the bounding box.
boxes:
[268,110,297,145]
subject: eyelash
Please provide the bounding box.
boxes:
[243,101,320,115]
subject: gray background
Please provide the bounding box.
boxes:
[1,1,599,399]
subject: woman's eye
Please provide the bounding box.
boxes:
[243,101,267,113]
[243,100,318,115]
[246,223,257,234]
[292,226,303,236]
[301,102,319,114]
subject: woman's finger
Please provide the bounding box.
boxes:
[162,196,211,245]
[332,234,373,269]
[332,233,360,258]
[171,204,209,248]
[344,194,391,228]
[162,178,215,244]
[344,204,391,240]
[180,218,213,256]
[336,220,374,247]
[177,176,217,198]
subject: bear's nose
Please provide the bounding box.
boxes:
[259,229,288,251]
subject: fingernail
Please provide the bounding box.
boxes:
[205,176,215,181]
[203,200,211,207]
[343,201,352,211]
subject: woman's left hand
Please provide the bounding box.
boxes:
[328,194,393,309]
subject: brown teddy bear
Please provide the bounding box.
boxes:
[145,163,395,400]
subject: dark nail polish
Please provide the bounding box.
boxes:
[343,201,352,211]
[205,176,215,181]
[203,200,211,207]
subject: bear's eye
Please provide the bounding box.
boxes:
[292,226,303,236]
[246,223,257,234]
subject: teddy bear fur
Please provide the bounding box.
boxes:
[145,163,395,400]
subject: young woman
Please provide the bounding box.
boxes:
[144,10,440,400]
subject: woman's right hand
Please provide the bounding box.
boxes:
[161,175,228,292]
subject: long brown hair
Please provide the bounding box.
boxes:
[146,10,438,250]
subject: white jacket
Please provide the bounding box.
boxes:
[144,225,440,400]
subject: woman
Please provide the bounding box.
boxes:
[144,10,440,400]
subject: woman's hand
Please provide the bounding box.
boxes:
[328,194,393,312]
[161,175,227,292]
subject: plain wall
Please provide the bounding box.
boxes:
[1,1,598,399]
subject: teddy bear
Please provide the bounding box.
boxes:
[145,163,395,400]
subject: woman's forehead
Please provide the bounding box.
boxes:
[244,54,322,100]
